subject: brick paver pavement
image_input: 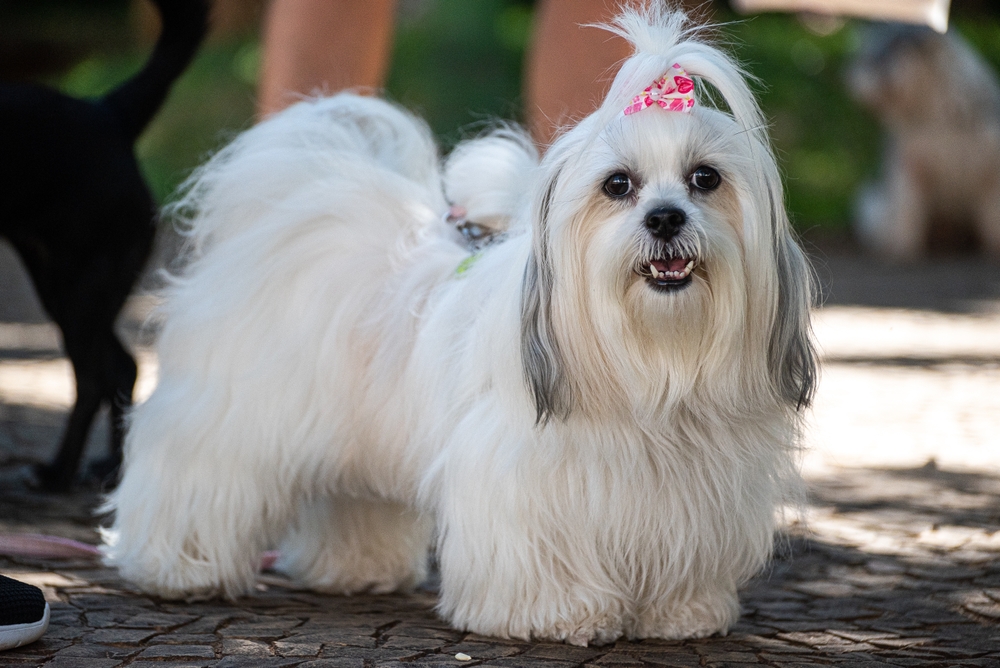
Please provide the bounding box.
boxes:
[1,245,999,667]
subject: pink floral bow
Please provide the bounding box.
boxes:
[623,64,696,116]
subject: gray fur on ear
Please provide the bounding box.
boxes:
[769,231,817,410]
[520,172,571,425]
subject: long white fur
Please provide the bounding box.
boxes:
[104,4,815,645]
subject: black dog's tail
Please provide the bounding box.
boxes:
[103,0,210,144]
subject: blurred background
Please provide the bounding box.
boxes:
[0,0,996,237]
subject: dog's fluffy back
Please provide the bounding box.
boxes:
[172,95,445,256]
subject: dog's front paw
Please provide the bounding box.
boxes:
[563,627,622,647]
[633,591,739,640]
[541,614,625,647]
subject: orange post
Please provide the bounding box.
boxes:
[258,0,397,117]
[525,0,631,146]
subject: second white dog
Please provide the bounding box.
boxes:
[104,5,815,645]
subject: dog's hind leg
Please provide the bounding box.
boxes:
[276,496,431,595]
[87,333,138,486]
[106,418,293,600]
[26,238,145,491]
[34,359,103,492]
[35,315,137,491]
[34,315,115,491]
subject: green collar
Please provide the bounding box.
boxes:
[455,251,482,276]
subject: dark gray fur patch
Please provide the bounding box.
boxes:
[768,192,818,409]
[520,171,571,424]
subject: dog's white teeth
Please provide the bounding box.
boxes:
[642,258,697,281]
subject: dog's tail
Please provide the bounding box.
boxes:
[103,0,209,144]
[443,127,538,235]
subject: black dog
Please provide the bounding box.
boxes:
[0,0,208,491]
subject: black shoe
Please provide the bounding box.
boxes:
[0,574,49,651]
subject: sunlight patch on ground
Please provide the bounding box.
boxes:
[803,305,1000,476]
[812,306,1000,359]
[0,348,158,409]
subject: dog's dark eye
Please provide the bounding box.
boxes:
[690,166,720,191]
[603,173,632,198]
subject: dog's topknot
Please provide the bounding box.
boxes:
[600,2,698,57]
[592,3,765,149]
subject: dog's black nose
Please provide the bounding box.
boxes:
[644,207,686,240]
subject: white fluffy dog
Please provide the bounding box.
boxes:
[104,5,816,645]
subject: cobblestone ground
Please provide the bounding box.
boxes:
[1,243,999,667]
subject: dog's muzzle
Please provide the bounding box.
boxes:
[635,207,698,291]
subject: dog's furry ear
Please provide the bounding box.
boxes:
[520,168,571,425]
[769,225,817,410]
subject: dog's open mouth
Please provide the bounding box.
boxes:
[636,256,697,291]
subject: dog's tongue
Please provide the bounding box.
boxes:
[652,257,688,273]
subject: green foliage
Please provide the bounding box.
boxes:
[52,39,258,203]
[386,0,531,147]
[721,13,882,229]
[135,42,259,203]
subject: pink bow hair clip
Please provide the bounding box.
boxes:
[623,64,696,116]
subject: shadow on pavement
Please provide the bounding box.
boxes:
[0,524,997,666]
[808,463,1000,535]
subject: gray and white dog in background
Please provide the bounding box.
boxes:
[104,4,815,645]
[849,23,1000,259]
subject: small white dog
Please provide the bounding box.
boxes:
[104,4,815,645]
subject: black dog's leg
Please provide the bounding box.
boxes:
[87,334,138,487]
[33,274,128,491]
[35,358,104,492]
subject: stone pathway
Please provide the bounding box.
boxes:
[1,242,999,667]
